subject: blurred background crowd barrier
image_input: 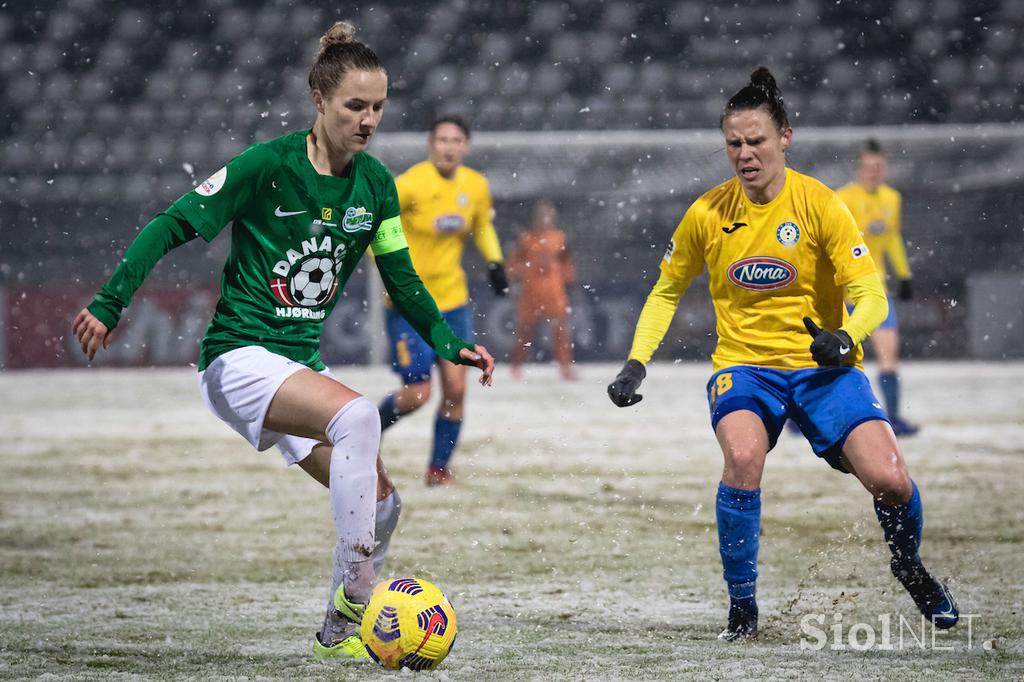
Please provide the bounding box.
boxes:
[1,0,1021,367]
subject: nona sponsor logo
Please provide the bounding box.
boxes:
[728,256,797,291]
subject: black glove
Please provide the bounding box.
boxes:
[897,279,912,301]
[487,262,509,297]
[608,359,646,407]
[803,317,854,367]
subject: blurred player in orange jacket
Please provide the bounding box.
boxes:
[508,198,576,379]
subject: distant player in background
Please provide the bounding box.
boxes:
[608,68,957,641]
[377,116,507,486]
[508,198,576,380]
[71,22,494,660]
[837,140,918,436]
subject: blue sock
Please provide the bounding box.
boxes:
[378,393,401,432]
[874,480,923,564]
[716,482,761,609]
[430,415,462,470]
[878,372,900,421]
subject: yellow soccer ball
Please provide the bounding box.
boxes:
[360,578,458,670]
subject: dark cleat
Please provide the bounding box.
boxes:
[891,558,959,629]
[718,602,758,641]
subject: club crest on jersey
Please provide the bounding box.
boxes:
[342,206,373,233]
[435,214,466,233]
[728,256,797,291]
[776,221,800,247]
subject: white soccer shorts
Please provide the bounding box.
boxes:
[198,345,332,465]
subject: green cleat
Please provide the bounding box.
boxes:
[313,633,370,660]
[333,585,366,624]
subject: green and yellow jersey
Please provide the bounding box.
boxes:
[836,182,911,283]
[394,160,502,311]
[630,168,884,371]
[88,130,471,371]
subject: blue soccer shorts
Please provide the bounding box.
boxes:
[386,304,474,384]
[706,365,889,472]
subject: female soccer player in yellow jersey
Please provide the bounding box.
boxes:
[72,22,494,660]
[377,116,507,486]
[837,140,918,436]
[608,68,957,640]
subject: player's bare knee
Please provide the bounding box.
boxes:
[404,382,432,409]
[723,448,765,488]
[871,472,913,505]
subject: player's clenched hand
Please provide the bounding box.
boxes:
[897,278,913,301]
[460,344,495,386]
[608,359,646,407]
[802,317,854,367]
[72,307,114,361]
[487,262,509,297]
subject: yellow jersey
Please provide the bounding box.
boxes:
[659,168,877,371]
[836,182,911,282]
[394,160,503,311]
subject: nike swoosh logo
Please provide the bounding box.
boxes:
[413,612,446,655]
[839,345,851,355]
[722,222,747,234]
[274,207,307,217]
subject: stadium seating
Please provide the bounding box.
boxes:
[0,0,1019,322]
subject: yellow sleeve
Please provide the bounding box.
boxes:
[842,272,889,344]
[471,178,503,263]
[885,193,912,279]
[821,193,877,286]
[394,171,414,212]
[628,272,693,363]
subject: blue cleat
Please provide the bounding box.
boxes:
[891,558,959,629]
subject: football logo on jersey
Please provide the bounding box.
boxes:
[776,221,800,247]
[728,256,797,291]
[342,206,373,232]
[196,166,227,196]
[457,193,470,207]
[268,236,348,316]
[851,243,869,259]
[434,214,466,233]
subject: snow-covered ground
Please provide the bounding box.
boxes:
[1,361,1021,680]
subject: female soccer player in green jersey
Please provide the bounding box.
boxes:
[72,21,494,661]
[608,68,957,641]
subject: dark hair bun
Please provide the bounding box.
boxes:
[749,67,779,100]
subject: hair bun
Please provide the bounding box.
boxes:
[318,20,357,52]
[749,66,779,99]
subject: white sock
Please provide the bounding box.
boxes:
[373,489,402,576]
[324,396,380,606]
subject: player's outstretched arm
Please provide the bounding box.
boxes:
[72,308,114,361]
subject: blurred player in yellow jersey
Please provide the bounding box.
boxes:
[377,116,507,486]
[836,140,918,436]
[608,68,957,640]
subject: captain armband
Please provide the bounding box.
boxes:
[370,216,408,256]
